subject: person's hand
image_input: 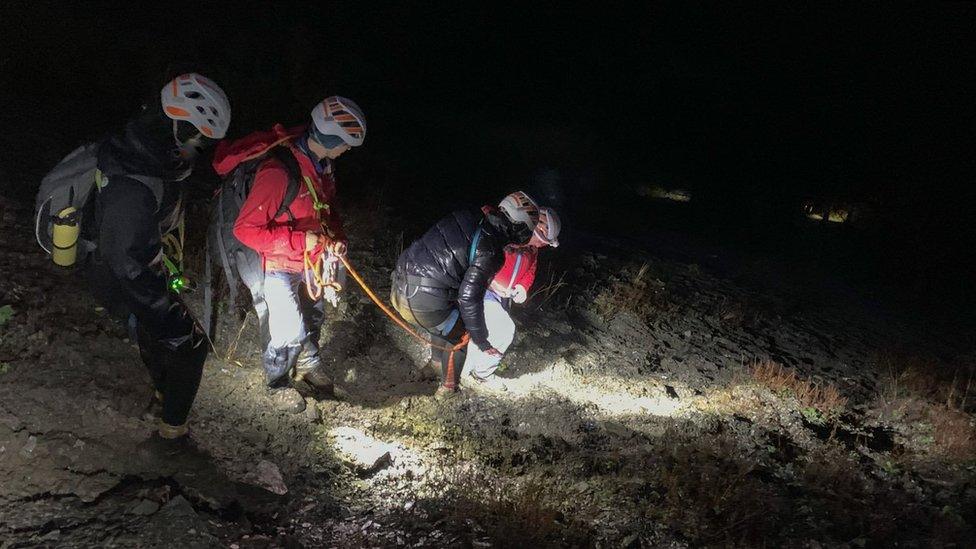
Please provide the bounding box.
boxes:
[484,347,502,357]
[511,284,528,304]
[322,284,341,307]
[327,239,347,257]
[305,231,324,251]
[489,280,511,298]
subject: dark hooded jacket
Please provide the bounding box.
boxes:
[91,107,197,346]
[396,208,531,350]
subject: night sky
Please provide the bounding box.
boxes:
[1,3,974,310]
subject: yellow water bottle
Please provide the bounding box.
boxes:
[51,207,80,267]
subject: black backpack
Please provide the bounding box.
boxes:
[203,146,301,341]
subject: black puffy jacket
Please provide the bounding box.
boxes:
[92,108,198,347]
[396,208,530,349]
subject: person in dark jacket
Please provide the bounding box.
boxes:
[391,191,540,397]
[86,73,231,440]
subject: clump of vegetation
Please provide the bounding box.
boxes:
[593,263,671,322]
[401,464,591,547]
[0,304,14,327]
[876,353,974,412]
[451,470,574,546]
[875,352,975,461]
[714,295,765,329]
[647,434,782,545]
[750,359,848,419]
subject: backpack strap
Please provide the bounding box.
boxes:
[507,252,523,290]
[468,223,483,264]
[128,174,165,212]
[269,146,302,221]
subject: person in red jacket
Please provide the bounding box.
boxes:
[223,96,365,407]
[461,207,561,392]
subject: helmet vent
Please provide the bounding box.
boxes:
[160,73,231,139]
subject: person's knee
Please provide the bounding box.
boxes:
[484,304,516,349]
[495,321,516,350]
[265,278,305,345]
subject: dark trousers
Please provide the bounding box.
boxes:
[137,322,207,426]
[87,258,206,426]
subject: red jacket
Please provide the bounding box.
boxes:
[492,246,538,292]
[215,124,344,273]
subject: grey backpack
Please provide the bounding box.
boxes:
[35,143,162,266]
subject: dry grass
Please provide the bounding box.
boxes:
[750,359,848,418]
[876,353,974,412]
[693,384,764,417]
[650,434,782,545]
[528,267,569,310]
[874,352,976,461]
[593,263,671,322]
[931,409,976,461]
[435,465,586,547]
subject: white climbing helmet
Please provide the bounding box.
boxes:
[498,191,540,230]
[534,207,561,247]
[311,96,367,147]
[160,73,231,139]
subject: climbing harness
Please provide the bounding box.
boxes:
[301,177,343,304]
[160,217,188,293]
[303,250,342,305]
[506,252,523,291]
[303,175,331,216]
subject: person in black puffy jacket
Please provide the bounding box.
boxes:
[392,192,539,397]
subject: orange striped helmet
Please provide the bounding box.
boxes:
[311,96,367,147]
[534,207,561,247]
[498,191,540,230]
[160,73,231,139]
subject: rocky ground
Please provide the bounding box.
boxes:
[1,194,974,548]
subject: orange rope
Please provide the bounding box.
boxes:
[320,229,468,389]
[303,251,324,300]
[337,254,468,355]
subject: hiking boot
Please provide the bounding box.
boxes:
[462,372,508,393]
[158,420,189,439]
[136,429,205,469]
[136,433,185,465]
[267,387,306,414]
[294,367,334,401]
[434,384,459,400]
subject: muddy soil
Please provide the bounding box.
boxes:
[2,194,974,548]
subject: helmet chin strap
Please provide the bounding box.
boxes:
[172,121,205,163]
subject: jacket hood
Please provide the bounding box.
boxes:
[98,107,193,181]
[212,124,305,177]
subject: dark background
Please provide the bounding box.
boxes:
[1,2,974,323]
